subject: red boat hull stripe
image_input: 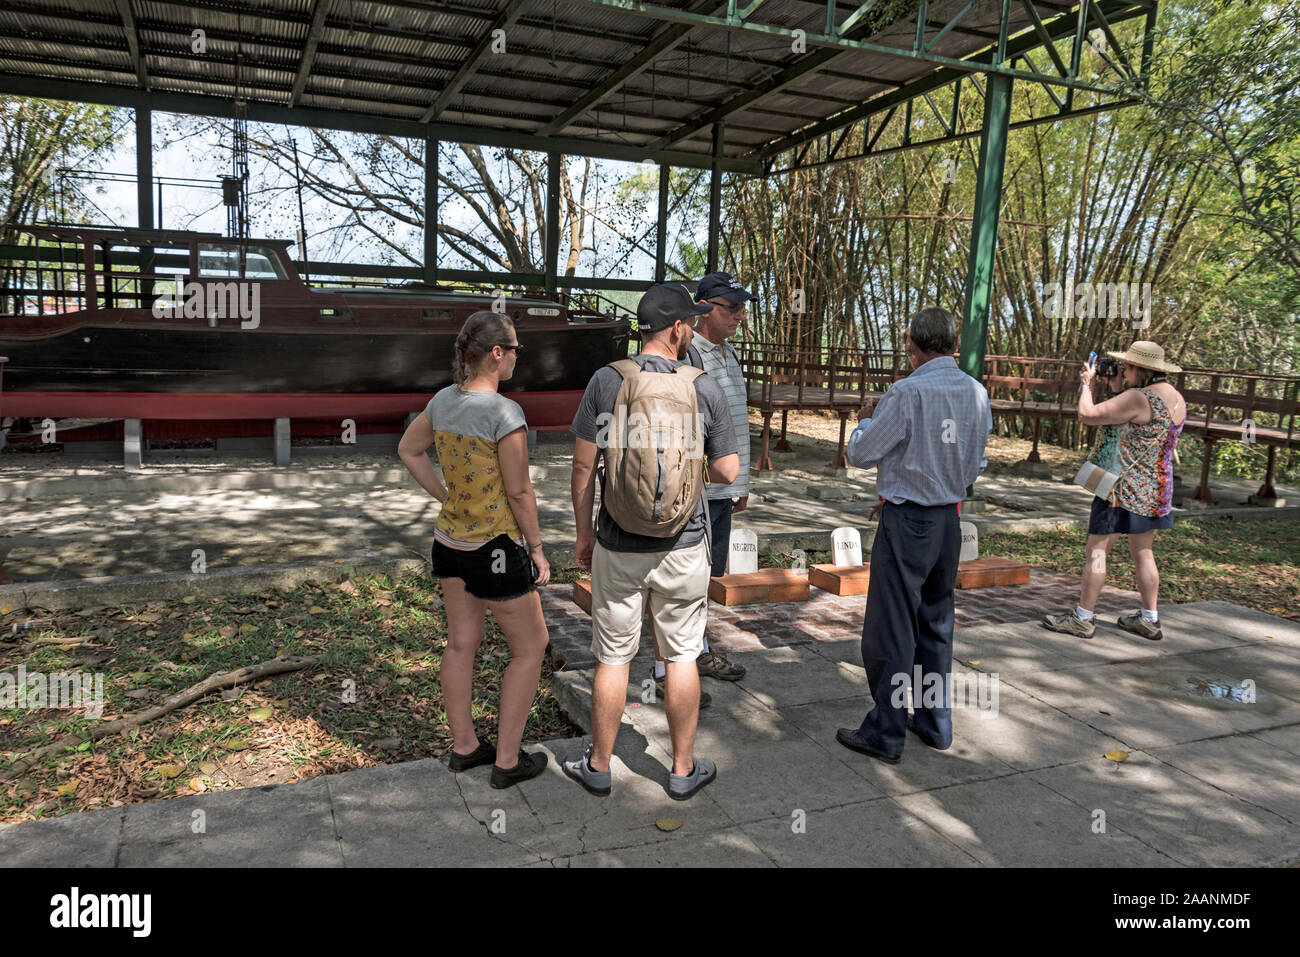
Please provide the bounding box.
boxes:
[1,391,585,430]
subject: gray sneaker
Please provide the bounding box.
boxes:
[563,745,611,797]
[1040,609,1096,638]
[668,756,717,801]
[1117,611,1163,641]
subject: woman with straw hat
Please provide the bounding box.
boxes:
[1042,340,1186,641]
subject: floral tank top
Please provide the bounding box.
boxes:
[424,386,527,549]
[1115,389,1184,518]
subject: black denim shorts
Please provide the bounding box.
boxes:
[432,533,538,601]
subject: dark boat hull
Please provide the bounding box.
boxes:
[0,321,628,429]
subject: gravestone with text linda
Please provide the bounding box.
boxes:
[810,526,872,595]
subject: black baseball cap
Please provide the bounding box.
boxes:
[696,272,757,304]
[637,282,712,332]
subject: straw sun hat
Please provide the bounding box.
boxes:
[1105,340,1182,374]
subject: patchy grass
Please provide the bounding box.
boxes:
[0,574,578,824]
[980,518,1300,621]
[756,518,1300,621]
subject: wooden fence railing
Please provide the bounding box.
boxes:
[733,342,1299,502]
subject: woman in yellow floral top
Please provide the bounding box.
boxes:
[398,310,551,789]
[1042,341,1186,643]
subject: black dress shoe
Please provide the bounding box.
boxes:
[448,735,496,772]
[906,716,950,751]
[490,750,549,789]
[835,727,901,764]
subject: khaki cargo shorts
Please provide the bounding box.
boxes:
[590,539,710,665]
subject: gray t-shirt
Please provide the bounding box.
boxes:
[424,386,527,548]
[571,354,738,552]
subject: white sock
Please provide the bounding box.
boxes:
[653,660,666,679]
[1141,608,1159,623]
[1075,605,1094,622]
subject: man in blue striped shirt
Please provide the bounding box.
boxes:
[836,307,993,764]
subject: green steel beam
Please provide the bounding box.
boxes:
[766,97,1136,175]
[562,0,1139,97]
[0,74,763,175]
[922,0,979,54]
[659,0,1146,154]
[1021,0,1070,77]
[756,0,1147,162]
[424,135,438,285]
[421,0,531,123]
[540,0,734,136]
[959,73,1012,386]
[647,1,912,151]
[112,0,148,91]
[290,0,334,107]
[707,123,723,273]
[655,162,669,283]
[135,108,154,302]
[545,151,561,295]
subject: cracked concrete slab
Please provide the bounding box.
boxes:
[902,773,1174,866]
[115,778,342,867]
[1029,751,1297,867]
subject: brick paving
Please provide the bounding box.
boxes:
[541,568,1140,670]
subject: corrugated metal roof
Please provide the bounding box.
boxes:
[0,1,1149,166]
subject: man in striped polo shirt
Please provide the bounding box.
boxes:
[647,272,754,693]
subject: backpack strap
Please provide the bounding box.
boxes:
[610,358,641,380]
[675,364,705,383]
[685,343,705,371]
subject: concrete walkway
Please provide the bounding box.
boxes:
[3,599,1297,867]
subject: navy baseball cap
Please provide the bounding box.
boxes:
[637,282,712,332]
[696,272,757,304]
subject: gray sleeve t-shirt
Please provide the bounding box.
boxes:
[571,354,738,552]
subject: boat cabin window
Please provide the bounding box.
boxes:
[197,244,287,280]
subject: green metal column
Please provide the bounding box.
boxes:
[424,135,438,285]
[545,150,561,296]
[959,73,1012,384]
[655,162,669,283]
[136,107,153,304]
[706,122,723,273]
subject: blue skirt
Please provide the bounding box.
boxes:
[1088,496,1174,535]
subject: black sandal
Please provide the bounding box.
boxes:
[448,735,496,772]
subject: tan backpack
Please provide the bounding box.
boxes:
[599,358,707,537]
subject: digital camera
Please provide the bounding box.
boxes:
[1095,355,1119,378]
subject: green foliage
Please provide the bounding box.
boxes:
[0,97,121,238]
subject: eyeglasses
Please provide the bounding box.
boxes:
[706,299,745,314]
[499,343,523,354]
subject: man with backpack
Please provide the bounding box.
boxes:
[565,283,740,801]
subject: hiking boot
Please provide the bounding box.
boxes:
[1040,609,1096,639]
[562,745,612,797]
[1117,611,1164,641]
[668,756,717,801]
[489,750,548,789]
[652,671,711,709]
[697,648,746,681]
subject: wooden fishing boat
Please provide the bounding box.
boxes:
[0,226,630,438]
